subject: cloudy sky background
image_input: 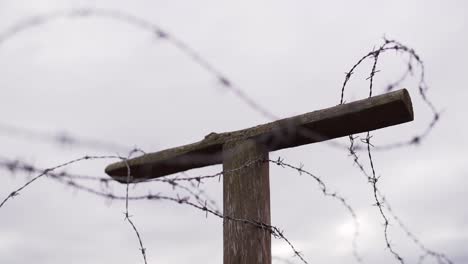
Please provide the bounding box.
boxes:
[0,0,467,263]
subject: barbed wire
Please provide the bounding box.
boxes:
[0,7,369,154]
[379,192,454,264]
[0,152,152,264]
[0,153,313,263]
[0,154,121,208]
[340,38,441,150]
[0,6,454,264]
[0,8,441,158]
[0,154,222,216]
[0,141,453,264]
[344,40,410,264]
[0,122,132,153]
[0,7,276,120]
[340,39,450,264]
[269,157,362,262]
[0,8,441,153]
[0,150,368,264]
[122,149,148,264]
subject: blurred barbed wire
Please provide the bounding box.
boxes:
[0,122,131,152]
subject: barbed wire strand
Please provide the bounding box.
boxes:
[341,39,451,264]
[0,9,441,157]
[0,154,120,208]
[0,156,223,213]
[0,9,442,153]
[0,152,151,264]
[0,7,276,119]
[0,122,131,153]
[344,41,405,264]
[379,192,454,264]
[0,8,410,154]
[269,157,362,262]
[122,150,148,264]
[0,153,313,263]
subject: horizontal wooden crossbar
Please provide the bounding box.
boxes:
[106,89,413,183]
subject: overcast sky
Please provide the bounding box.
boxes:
[0,1,467,264]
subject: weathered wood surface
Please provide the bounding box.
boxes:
[223,140,271,264]
[106,89,413,182]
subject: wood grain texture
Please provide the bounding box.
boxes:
[106,89,413,182]
[223,140,271,264]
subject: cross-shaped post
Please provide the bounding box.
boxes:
[105,89,413,264]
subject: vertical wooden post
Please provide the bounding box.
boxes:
[223,140,271,264]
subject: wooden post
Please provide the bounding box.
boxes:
[223,140,270,264]
[105,89,413,182]
[104,89,415,264]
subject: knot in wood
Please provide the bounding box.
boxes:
[204,132,219,140]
